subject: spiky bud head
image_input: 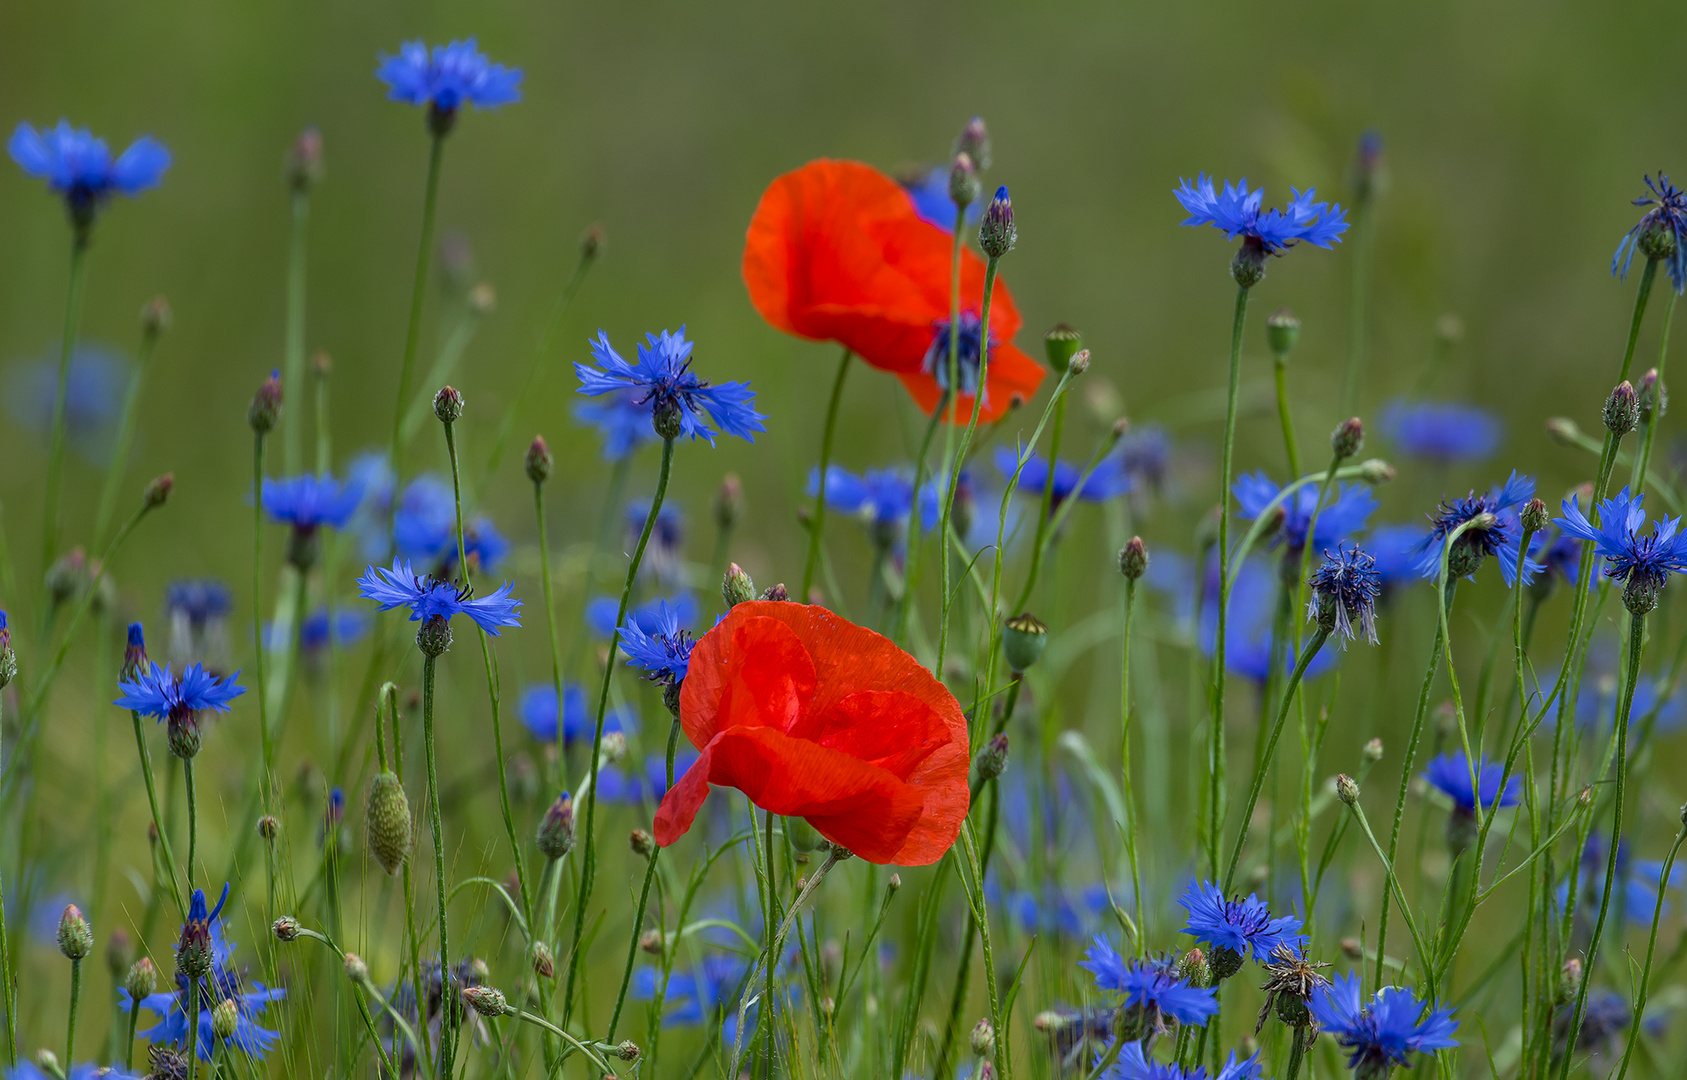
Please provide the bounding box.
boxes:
[641,929,670,955]
[530,941,555,980]
[1605,381,1639,437]
[1363,737,1384,763]
[141,295,173,337]
[248,369,283,434]
[417,614,453,658]
[1044,324,1083,373]
[1519,498,1549,535]
[971,733,1010,789]
[948,152,981,209]
[1356,459,1395,484]
[366,771,413,875]
[1558,958,1582,1005]
[144,473,174,509]
[1067,348,1091,376]
[126,956,159,1000]
[760,582,789,603]
[537,793,576,860]
[1177,947,1212,988]
[1625,572,1664,616]
[433,385,465,424]
[343,952,370,983]
[979,186,1016,258]
[630,828,656,858]
[1331,417,1364,460]
[525,436,553,484]
[715,473,744,530]
[1118,537,1148,581]
[257,815,280,841]
[971,1018,996,1057]
[1336,773,1360,806]
[602,731,629,763]
[1640,218,1680,262]
[211,998,239,1040]
[1640,368,1668,423]
[57,905,93,960]
[723,563,756,609]
[167,712,202,760]
[888,873,902,893]
[272,916,302,942]
[1231,237,1268,288]
[1001,613,1048,672]
[615,1041,641,1063]
[954,116,991,172]
[106,928,132,977]
[1266,308,1300,355]
[463,985,510,1018]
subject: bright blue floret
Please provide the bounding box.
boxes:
[1612,173,1687,295]
[6,1062,133,1080]
[3,345,129,462]
[10,120,170,220]
[1379,400,1502,464]
[1309,972,1458,1076]
[575,389,659,461]
[121,908,283,1061]
[262,474,363,531]
[517,682,636,744]
[587,593,696,640]
[356,558,522,635]
[1421,751,1520,812]
[1081,936,1218,1027]
[1177,877,1306,960]
[995,446,1131,506]
[575,328,766,446]
[1175,174,1349,253]
[808,466,940,533]
[1234,472,1376,552]
[115,662,245,718]
[1554,487,1687,606]
[376,39,522,113]
[1104,1043,1263,1080]
[1415,470,1541,586]
[618,599,695,685]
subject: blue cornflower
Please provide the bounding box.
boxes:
[346,450,397,560]
[356,558,522,636]
[1573,833,1685,925]
[1555,486,1687,615]
[1234,472,1376,552]
[618,600,695,686]
[1177,878,1306,971]
[808,466,940,543]
[10,120,170,225]
[116,662,246,721]
[1104,1043,1262,1080]
[122,913,283,1061]
[267,607,370,653]
[995,446,1131,507]
[1309,972,1458,1079]
[1556,989,1633,1058]
[1118,424,1174,496]
[389,476,506,576]
[1379,400,1502,464]
[625,499,686,583]
[598,750,700,805]
[1538,532,1582,592]
[376,39,522,116]
[6,1063,134,1080]
[922,311,998,399]
[1421,751,1520,813]
[167,580,232,625]
[1364,525,1425,590]
[633,952,752,1026]
[1200,557,1340,686]
[587,592,696,640]
[262,474,362,532]
[575,328,766,445]
[517,682,636,744]
[1569,640,1686,737]
[1416,471,1541,586]
[1175,175,1349,254]
[1612,173,1687,295]
[1081,936,1218,1029]
[575,389,659,461]
[1307,543,1383,646]
[4,344,129,462]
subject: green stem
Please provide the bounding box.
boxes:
[1208,283,1252,878]
[1010,393,1067,615]
[1614,829,1686,1080]
[283,187,310,475]
[533,474,566,787]
[1633,290,1677,494]
[605,720,675,1041]
[894,390,950,643]
[1617,259,1659,385]
[0,697,10,1065]
[131,712,184,913]
[253,434,274,813]
[421,652,452,1079]
[183,757,198,892]
[94,319,163,546]
[1272,352,1300,477]
[41,234,89,569]
[64,957,81,1067]
[185,972,201,1078]
[562,435,676,1026]
[389,132,447,480]
[800,348,853,601]
[1121,576,1145,947]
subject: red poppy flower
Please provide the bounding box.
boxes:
[653,600,969,865]
[742,158,1046,424]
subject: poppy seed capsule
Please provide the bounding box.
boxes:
[537,794,576,860]
[979,186,1016,259]
[525,436,552,485]
[788,817,822,853]
[58,904,93,960]
[1605,381,1639,437]
[248,369,283,434]
[126,956,158,999]
[1331,417,1364,460]
[723,563,756,609]
[1118,537,1149,582]
[1001,613,1048,672]
[433,385,465,424]
[1044,324,1083,374]
[366,771,413,875]
[1266,308,1300,355]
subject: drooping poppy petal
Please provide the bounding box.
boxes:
[743,159,1046,424]
[659,601,969,865]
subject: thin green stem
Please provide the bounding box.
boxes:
[95,321,163,546]
[41,235,89,569]
[253,434,273,813]
[64,958,81,1067]
[606,718,678,1041]
[131,713,183,913]
[185,972,201,1078]
[1616,259,1659,386]
[800,348,853,601]
[183,758,198,892]
[533,474,566,786]
[1272,353,1300,477]
[894,390,950,643]
[421,652,452,1080]
[1633,290,1677,495]
[1010,393,1067,615]
[1121,576,1144,947]
[389,132,446,480]
[1614,829,1686,1080]
[1341,193,1375,413]
[283,187,310,475]
[1208,283,1252,879]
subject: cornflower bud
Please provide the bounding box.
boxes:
[1266,308,1300,355]
[467,283,497,316]
[1331,417,1364,460]
[462,986,510,1018]
[954,116,991,172]
[344,952,370,983]
[1557,958,1582,1005]
[581,223,606,261]
[1336,774,1360,806]
[433,385,465,424]
[1067,348,1091,376]
[1231,238,1268,288]
[716,473,744,530]
[1639,368,1667,423]
[971,733,1010,788]
[723,563,756,609]
[530,941,555,980]
[1340,937,1364,961]
[615,1041,641,1062]
[286,126,324,190]
[126,957,158,1000]
[1001,613,1048,672]
[602,731,629,763]
[141,295,172,337]
[537,793,576,860]
[36,1051,59,1076]
[639,929,667,955]
[970,1018,996,1057]
[257,815,280,840]
[1044,324,1083,373]
[630,829,656,858]
[0,612,16,690]
[211,999,239,1040]
[1118,537,1148,581]
[1520,498,1549,534]
[948,152,981,209]
[979,186,1016,258]
[106,928,132,977]
[58,905,93,960]
[1356,459,1395,484]
[1177,947,1212,988]
[1363,738,1384,763]
[1604,381,1639,437]
[525,436,553,484]
[272,916,302,942]
[313,350,332,380]
[760,583,789,603]
[366,771,413,875]
[248,369,283,434]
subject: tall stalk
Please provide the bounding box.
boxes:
[41,234,89,570]
[389,132,447,481]
[800,348,853,601]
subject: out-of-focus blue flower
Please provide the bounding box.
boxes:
[631,951,751,1027]
[586,593,696,640]
[1421,751,1520,813]
[1539,532,1582,590]
[346,450,397,560]
[167,581,232,625]
[994,446,1130,508]
[6,1062,134,1080]
[1417,471,1541,586]
[1081,937,1218,1027]
[1118,424,1174,496]
[1307,543,1382,646]
[922,311,997,398]
[121,915,284,1061]
[376,39,522,114]
[598,751,701,805]
[1308,972,1458,1076]
[899,165,980,232]
[262,474,362,532]
[166,579,234,673]
[1613,173,1687,295]
[1379,400,1502,464]
[10,120,170,221]
[1234,472,1376,552]
[1556,989,1634,1058]
[625,499,686,584]
[116,663,245,719]
[1575,833,1686,925]
[1199,556,1339,685]
[1367,525,1428,589]
[1144,550,1198,630]
[808,466,940,540]
[1555,487,1687,611]
[356,558,521,635]
[391,476,506,575]
[517,682,636,744]
[618,600,694,686]
[1104,1043,1262,1080]
[1177,878,1305,961]
[4,345,130,463]
[1571,640,1685,737]
[267,607,370,653]
[1175,175,1349,254]
[575,389,658,461]
[576,329,766,446]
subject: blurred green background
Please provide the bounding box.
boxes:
[4,0,1687,1070]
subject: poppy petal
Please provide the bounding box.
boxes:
[716,616,817,734]
[789,689,951,780]
[652,744,714,848]
[895,340,1047,425]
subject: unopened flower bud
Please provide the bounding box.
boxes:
[979,186,1016,259]
[640,929,666,955]
[1044,324,1083,373]
[1545,417,1581,446]
[971,733,1010,788]
[970,1018,996,1057]
[145,473,174,509]
[602,731,628,764]
[530,941,555,980]
[760,583,789,603]
[888,873,902,894]
[272,916,302,942]
[285,126,324,190]
[248,369,283,434]
[1605,381,1639,437]
[106,929,132,977]
[1362,738,1384,763]
[126,957,158,1000]
[1001,613,1048,672]
[715,473,744,531]
[433,385,465,424]
[257,815,280,841]
[467,283,497,316]
[954,116,991,172]
[58,905,93,960]
[1331,417,1364,460]
[630,829,656,858]
[1336,774,1361,806]
[417,614,453,658]
[580,223,606,261]
[723,563,756,609]
[1118,537,1149,582]
[1067,349,1091,377]
[37,1051,59,1076]
[312,350,332,379]
[366,771,413,875]
[1177,947,1211,988]
[788,818,822,854]
[537,793,576,860]
[140,295,172,337]
[341,951,369,982]
[1640,368,1667,423]
[463,985,509,1018]
[1356,459,1395,484]
[1266,309,1300,356]
[1341,937,1364,961]
[615,1041,641,1063]
[948,152,981,209]
[211,998,239,1040]
[1558,958,1582,1005]
[525,436,553,484]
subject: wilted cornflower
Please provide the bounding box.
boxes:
[122,891,283,1061]
[376,39,521,123]
[994,446,1131,510]
[1415,471,1541,585]
[1102,1042,1263,1080]
[587,592,697,640]
[617,600,695,687]
[1552,989,1632,1064]
[1080,936,1218,1037]
[9,120,170,229]
[1257,944,1332,1035]
[115,662,246,759]
[625,499,685,584]
[1307,543,1382,646]
[356,559,522,636]
[517,682,636,745]
[575,328,767,444]
[1612,173,1687,295]
[574,388,659,461]
[1308,972,1458,1079]
[166,580,233,674]
[1555,486,1687,615]
[1177,878,1306,979]
[4,344,129,462]
[1378,400,1501,464]
[808,465,940,548]
[1234,472,1377,554]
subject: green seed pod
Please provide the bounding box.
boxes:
[366,771,413,875]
